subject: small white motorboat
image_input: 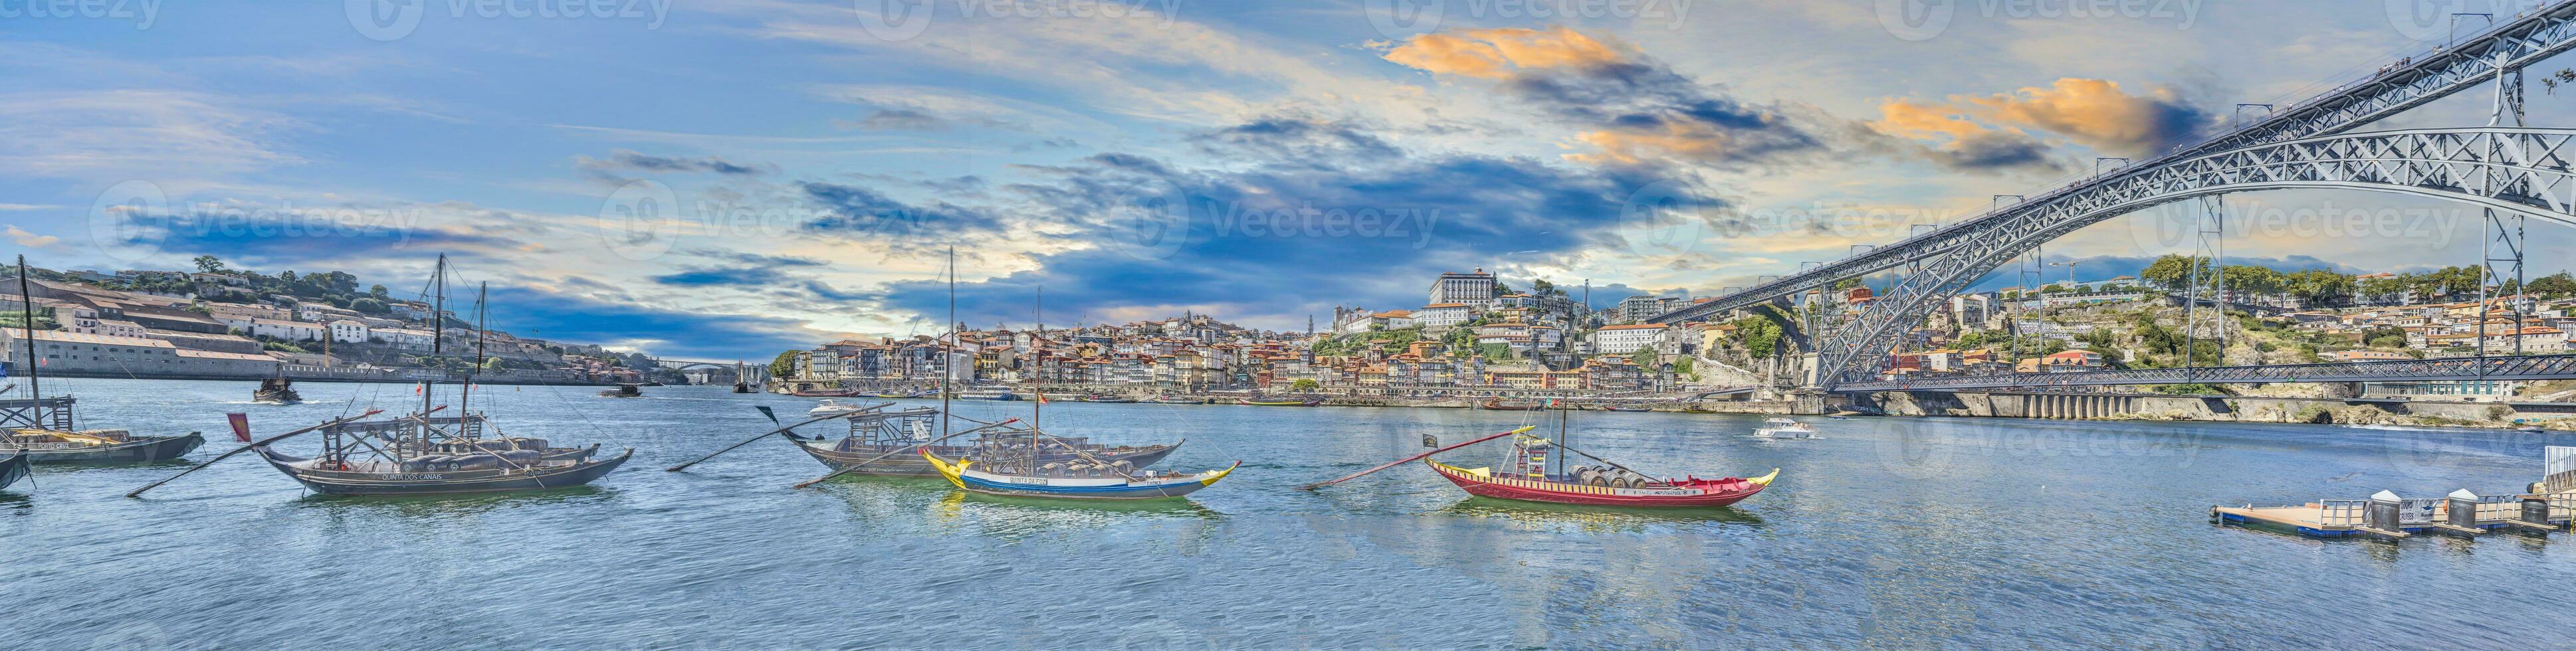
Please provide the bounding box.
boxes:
[1755,417,1816,440]
[808,399,869,417]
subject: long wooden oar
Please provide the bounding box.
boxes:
[665,407,873,472]
[1299,425,1535,491]
[126,409,386,498]
[792,418,1020,488]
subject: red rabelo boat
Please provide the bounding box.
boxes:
[1426,399,1774,508]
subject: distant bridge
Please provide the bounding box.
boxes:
[1647,3,2576,389]
[1834,355,2576,393]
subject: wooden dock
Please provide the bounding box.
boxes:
[2212,494,2573,540]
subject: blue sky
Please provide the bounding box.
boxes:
[3,1,2570,360]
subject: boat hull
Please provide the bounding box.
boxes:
[0,452,26,491]
[795,439,1179,478]
[260,448,633,496]
[11,434,203,464]
[926,451,1235,500]
[1428,461,1772,508]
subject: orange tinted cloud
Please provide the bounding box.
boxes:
[1378,27,1623,79]
[1962,78,2202,153]
[1877,78,2204,156]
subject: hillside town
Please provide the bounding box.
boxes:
[0,258,675,385]
[780,259,2576,403]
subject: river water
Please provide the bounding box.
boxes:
[4,378,2571,648]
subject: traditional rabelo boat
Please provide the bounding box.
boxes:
[597,383,644,398]
[244,256,630,496]
[1147,395,1207,405]
[253,368,302,405]
[791,387,863,398]
[1477,398,1545,411]
[1237,397,1321,407]
[3,256,202,464]
[786,404,1178,478]
[924,446,1235,500]
[0,450,27,492]
[1305,399,1775,508]
[1082,395,1136,403]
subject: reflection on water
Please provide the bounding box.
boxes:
[5,379,2576,648]
[1435,496,1766,531]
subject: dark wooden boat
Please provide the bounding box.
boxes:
[789,407,1179,478]
[253,374,302,405]
[792,387,863,397]
[251,415,633,496]
[1146,396,1206,405]
[1478,398,1545,411]
[597,383,644,398]
[0,451,27,491]
[1593,405,1651,413]
[733,383,754,393]
[244,255,629,496]
[1083,395,1137,403]
[3,256,204,465]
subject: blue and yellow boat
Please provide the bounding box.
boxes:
[923,447,1236,500]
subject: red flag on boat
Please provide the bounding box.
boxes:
[226,413,251,443]
[1037,391,1048,405]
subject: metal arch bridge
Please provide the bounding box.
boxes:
[1646,1,2576,389]
[1834,354,2576,393]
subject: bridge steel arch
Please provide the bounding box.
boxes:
[1806,128,2576,387]
[1648,2,2576,329]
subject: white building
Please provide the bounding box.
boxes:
[1594,324,1667,354]
[330,320,371,344]
[377,327,437,351]
[1415,303,1473,328]
[245,318,326,342]
[1428,269,1498,307]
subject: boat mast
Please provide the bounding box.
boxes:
[940,246,954,443]
[422,254,445,456]
[1032,284,1041,432]
[16,255,41,426]
[461,281,486,426]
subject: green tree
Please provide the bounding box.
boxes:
[369,284,391,300]
[192,255,227,274]
[770,350,800,378]
[2140,254,2210,292]
[2528,272,2576,298]
[1290,378,1320,392]
[1729,316,1783,357]
[351,298,387,314]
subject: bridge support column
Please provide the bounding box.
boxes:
[1790,390,1828,416]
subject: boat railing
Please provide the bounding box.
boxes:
[2317,500,2367,528]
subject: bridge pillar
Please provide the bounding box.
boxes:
[1790,390,1828,415]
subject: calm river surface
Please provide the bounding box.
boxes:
[5,378,2572,648]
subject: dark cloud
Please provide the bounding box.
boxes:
[853,108,950,131]
[1932,130,2064,173]
[796,181,1016,238]
[821,118,1729,329]
[1190,114,1402,163]
[576,149,774,175]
